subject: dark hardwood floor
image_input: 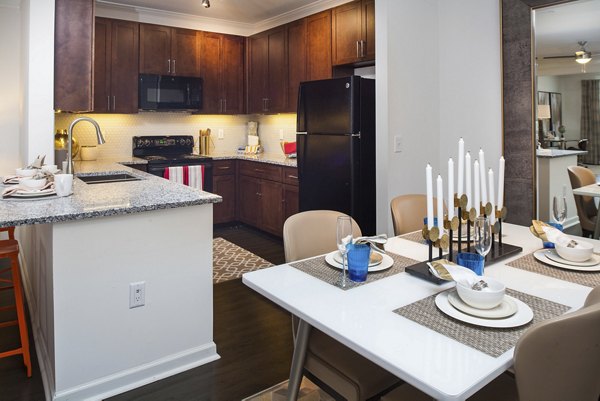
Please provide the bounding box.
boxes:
[1,224,293,401]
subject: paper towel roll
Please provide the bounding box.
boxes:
[248,135,259,146]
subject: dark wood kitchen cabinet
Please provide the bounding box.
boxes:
[332,0,375,66]
[286,19,306,113]
[282,166,299,222]
[200,32,245,114]
[212,160,236,224]
[247,26,287,113]
[139,24,200,77]
[306,10,332,81]
[94,18,139,113]
[238,174,262,227]
[54,0,94,112]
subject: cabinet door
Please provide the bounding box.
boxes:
[267,27,287,112]
[110,19,139,113]
[139,24,171,74]
[213,174,236,224]
[283,183,299,224]
[93,18,111,113]
[331,1,363,66]
[238,175,261,226]
[287,19,306,113]
[54,0,94,112]
[171,28,200,77]
[200,32,222,113]
[306,10,332,81]
[247,33,269,113]
[362,0,375,61]
[221,34,245,114]
[260,180,284,236]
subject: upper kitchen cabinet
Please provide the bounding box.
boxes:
[200,32,245,114]
[331,0,375,66]
[139,24,200,77]
[54,0,94,112]
[306,10,332,81]
[286,18,306,113]
[247,26,287,114]
[94,18,139,113]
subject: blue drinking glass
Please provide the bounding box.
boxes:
[346,243,371,282]
[456,252,485,276]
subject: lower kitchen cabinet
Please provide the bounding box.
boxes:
[260,179,284,235]
[238,175,262,227]
[283,184,299,223]
[213,160,236,224]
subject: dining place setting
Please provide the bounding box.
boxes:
[1,155,74,201]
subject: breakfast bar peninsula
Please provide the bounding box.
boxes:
[0,160,221,401]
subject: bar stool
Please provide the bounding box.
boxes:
[0,226,32,377]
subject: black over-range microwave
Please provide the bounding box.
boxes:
[139,74,203,111]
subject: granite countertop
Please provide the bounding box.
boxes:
[210,152,297,167]
[0,159,221,228]
[536,149,587,158]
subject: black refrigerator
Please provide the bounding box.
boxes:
[296,76,376,235]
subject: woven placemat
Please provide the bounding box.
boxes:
[506,252,600,288]
[399,230,469,252]
[394,289,569,358]
[289,252,419,290]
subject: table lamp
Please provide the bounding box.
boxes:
[537,104,551,143]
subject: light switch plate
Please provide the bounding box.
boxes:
[218,129,224,140]
[394,135,403,153]
[279,129,284,140]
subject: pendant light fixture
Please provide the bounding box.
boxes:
[575,41,592,64]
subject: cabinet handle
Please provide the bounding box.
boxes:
[254,168,265,173]
[112,96,116,110]
[107,96,110,111]
[172,59,176,74]
[217,166,230,170]
[168,59,171,73]
[287,175,298,179]
[223,99,227,113]
[356,41,360,58]
[256,192,262,196]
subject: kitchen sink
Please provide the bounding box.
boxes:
[77,173,143,184]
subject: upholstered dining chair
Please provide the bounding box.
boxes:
[380,286,600,401]
[567,166,598,237]
[282,210,402,401]
[390,195,444,236]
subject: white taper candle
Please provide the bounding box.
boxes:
[437,175,444,230]
[497,156,505,210]
[488,168,495,223]
[426,164,433,229]
[448,158,454,219]
[479,149,487,204]
[474,160,480,212]
[466,152,472,209]
[457,138,464,196]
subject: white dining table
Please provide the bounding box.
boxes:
[572,183,600,239]
[242,223,595,401]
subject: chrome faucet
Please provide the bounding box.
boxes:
[66,117,106,174]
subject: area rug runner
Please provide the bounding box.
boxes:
[213,237,274,283]
[243,378,335,401]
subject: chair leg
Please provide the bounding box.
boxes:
[10,255,31,377]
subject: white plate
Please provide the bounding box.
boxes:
[435,291,533,328]
[8,188,55,198]
[544,249,600,267]
[447,290,518,319]
[533,249,600,272]
[332,250,383,267]
[325,251,394,273]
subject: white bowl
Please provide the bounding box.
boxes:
[41,164,59,174]
[456,278,506,310]
[555,240,594,262]
[19,177,47,190]
[16,168,37,177]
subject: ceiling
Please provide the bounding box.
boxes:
[535,0,600,75]
[98,0,328,25]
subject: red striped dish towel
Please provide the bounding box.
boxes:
[163,165,205,190]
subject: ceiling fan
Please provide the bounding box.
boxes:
[542,41,594,64]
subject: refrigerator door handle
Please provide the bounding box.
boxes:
[351,133,361,138]
[297,132,307,135]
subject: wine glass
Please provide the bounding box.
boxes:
[336,216,353,288]
[473,217,492,271]
[552,195,567,226]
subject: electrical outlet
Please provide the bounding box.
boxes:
[218,129,224,140]
[129,281,145,309]
[394,135,403,153]
[279,129,284,140]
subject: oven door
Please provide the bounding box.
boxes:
[148,162,213,193]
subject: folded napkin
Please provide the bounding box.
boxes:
[530,220,580,248]
[353,234,388,253]
[428,259,478,287]
[30,155,46,169]
[2,176,20,185]
[2,182,54,198]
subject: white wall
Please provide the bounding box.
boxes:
[376,0,502,235]
[538,75,560,93]
[0,0,22,175]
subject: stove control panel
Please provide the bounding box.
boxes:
[133,136,194,150]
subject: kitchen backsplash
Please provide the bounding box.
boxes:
[54,112,298,159]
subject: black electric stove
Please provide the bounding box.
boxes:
[132,135,213,191]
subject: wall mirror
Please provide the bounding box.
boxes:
[501,0,600,226]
